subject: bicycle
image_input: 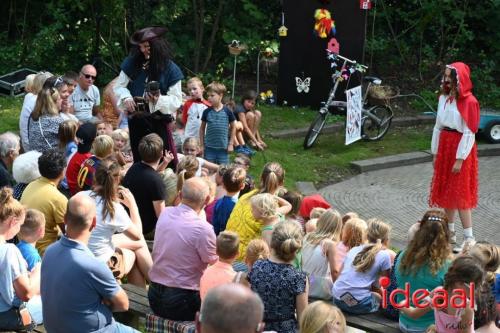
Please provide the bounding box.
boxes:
[303,52,394,149]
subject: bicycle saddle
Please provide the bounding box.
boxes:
[363,76,382,85]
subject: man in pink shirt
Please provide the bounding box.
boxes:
[200,231,239,300]
[148,177,217,321]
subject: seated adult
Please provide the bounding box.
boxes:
[395,209,452,333]
[122,133,171,237]
[41,192,139,333]
[12,151,41,200]
[0,132,20,189]
[226,162,285,261]
[19,72,52,151]
[27,77,65,153]
[20,149,67,256]
[195,283,265,333]
[148,177,217,321]
[69,64,101,123]
[0,188,42,331]
[86,159,152,288]
[66,123,97,195]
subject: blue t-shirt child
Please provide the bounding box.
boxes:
[201,106,236,164]
[16,240,41,271]
[212,194,239,235]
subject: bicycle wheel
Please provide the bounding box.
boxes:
[361,105,393,141]
[304,110,328,149]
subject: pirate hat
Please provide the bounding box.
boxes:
[130,27,167,45]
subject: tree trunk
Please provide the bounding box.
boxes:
[201,0,225,73]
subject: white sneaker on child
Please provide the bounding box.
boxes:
[453,237,475,254]
[449,231,457,245]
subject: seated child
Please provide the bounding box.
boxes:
[95,120,113,136]
[342,211,359,225]
[199,231,239,300]
[399,255,484,333]
[214,164,228,200]
[212,165,246,235]
[180,137,218,176]
[111,129,133,167]
[181,77,210,141]
[233,153,255,197]
[234,90,267,150]
[58,120,79,194]
[250,193,292,247]
[173,155,200,206]
[16,209,45,271]
[76,135,114,192]
[300,301,346,333]
[234,239,271,286]
[332,219,392,314]
[474,283,498,333]
[281,190,304,228]
[305,207,327,233]
[335,217,368,273]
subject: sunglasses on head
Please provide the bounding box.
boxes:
[81,73,96,80]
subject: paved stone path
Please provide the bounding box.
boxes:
[319,156,500,248]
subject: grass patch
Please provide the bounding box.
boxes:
[0,96,22,134]
[0,96,434,189]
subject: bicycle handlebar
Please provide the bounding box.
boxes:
[328,51,368,69]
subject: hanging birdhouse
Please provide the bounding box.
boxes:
[278,25,288,37]
[228,40,246,56]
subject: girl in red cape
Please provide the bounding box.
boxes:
[429,62,480,253]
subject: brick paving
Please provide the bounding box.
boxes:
[319,156,500,248]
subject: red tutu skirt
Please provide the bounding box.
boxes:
[429,130,478,209]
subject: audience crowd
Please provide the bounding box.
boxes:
[0,53,498,333]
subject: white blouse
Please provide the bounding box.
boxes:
[431,95,475,160]
[113,70,182,116]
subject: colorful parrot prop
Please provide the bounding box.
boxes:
[314,9,336,38]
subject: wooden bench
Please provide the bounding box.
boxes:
[344,312,400,333]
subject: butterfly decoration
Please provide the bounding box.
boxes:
[295,77,311,93]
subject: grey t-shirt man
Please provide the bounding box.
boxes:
[70,84,100,123]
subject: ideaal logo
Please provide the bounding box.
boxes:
[379,277,475,309]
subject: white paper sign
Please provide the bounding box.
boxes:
[345,85,362,145]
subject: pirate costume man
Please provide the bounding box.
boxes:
[114,26,183,168]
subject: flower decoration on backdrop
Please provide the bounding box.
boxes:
[314,9,336,38]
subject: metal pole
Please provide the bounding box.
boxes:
[256,51,261,95]
[232,55,237,100]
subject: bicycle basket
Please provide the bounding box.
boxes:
[367,85,399,106]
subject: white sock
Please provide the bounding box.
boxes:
[448,223,455,233]
[463,227,474,239]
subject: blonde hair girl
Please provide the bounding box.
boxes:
[182,137,218,176]
[469,241,499,286]
[91,135,114,158]
[251,193,292,247]
[234,239,271,287]
[336,218,368,273]
[0,188,44,328]
[300,301,346,333]
[226,162,286,262]
[302,209,343,300]
[58,119,78,152]
[247,221,309,333]
[332,218,392,314]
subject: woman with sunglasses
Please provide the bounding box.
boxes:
[27,76,65,153]
[114,26,183,169]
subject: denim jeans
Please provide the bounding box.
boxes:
[0,306,36,331]
[204,147,229,165]
[334,294,380,315]
[148,282,200,321]
[115,321,141,333]
[399,320,428,333]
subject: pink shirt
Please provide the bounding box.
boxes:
[335,242,348,273]
[149,204,218,290]
[199,261,236,300]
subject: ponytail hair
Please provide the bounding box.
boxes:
[0,187,25,223]
[352,218,390,273]
[270,221,303,262]
[93,159,121,220]
[245,239,270,267]
[259,162,285,195]
[176,156,199,192]
[32,86,60,121]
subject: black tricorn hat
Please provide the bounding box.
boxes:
[130,27,167,45]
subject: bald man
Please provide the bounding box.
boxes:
[149,177,218,321]
[41,193,139,333]
[196,284,265,333]
[69,64,101,122]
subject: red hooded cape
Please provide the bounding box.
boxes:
[447,62,480,133]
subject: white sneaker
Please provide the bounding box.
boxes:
[453,237,476,254]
